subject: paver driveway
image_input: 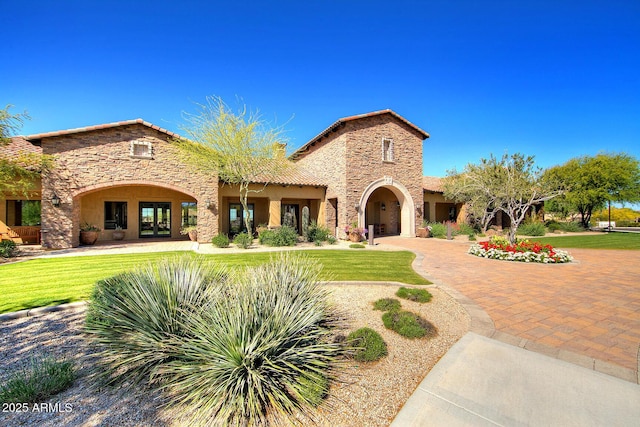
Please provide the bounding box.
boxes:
[382,236,640,380]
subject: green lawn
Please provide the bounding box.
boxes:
[0,250,429,313]
[529,233,640,250]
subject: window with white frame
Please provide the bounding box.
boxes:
[130,140,153,159]
[382,138,394,162]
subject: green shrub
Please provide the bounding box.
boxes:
[85,256,227,386]
[87,254,345,426]
[306,220,330,243]
[233,232,253,249]
[296,371,328,407]
[517,221,546,236]
[346,327,388,362]
[426,222,446,238]
[259,225,298,247]
[158,254,345,426]
[559,222,586,232]
[0,357,74,404]
[457,222,476,237]
[211,234,230,248]
[350,243,365,249]
[396,287,432,303]
[327,235,337,245]
[373,298,401,312]
[546,220,561,232]
[382,310,438,339]
[0,240,18,258]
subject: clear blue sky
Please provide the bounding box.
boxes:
[3,0,639,178]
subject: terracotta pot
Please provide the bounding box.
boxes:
[80,231,99,245]
[348,232,362,242]
[112,230,125,240]
[416,227,430,238]
[188,230,198,241]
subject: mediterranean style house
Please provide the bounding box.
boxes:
[1,109,464,248]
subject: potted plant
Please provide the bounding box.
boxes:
[112,226,125,241]
[80,222,101,245]
[180,225,198,241]
[417,221,431,238]
[344,222,367,242]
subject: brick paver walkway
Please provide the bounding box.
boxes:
[382,236,640,377]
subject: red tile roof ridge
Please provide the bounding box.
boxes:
[24,119,182,141]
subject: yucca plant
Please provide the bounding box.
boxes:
[158,253,346,426]
[86,253,346,426]
[85,256,227,386]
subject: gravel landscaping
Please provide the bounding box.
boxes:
[0,284,469,427]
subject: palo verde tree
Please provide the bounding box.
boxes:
[544,153,640,228]
[1,104,30,144]
[442,165,501,234]
[176,96,290,234]
[444,153,562,243]
[0,104,52,195]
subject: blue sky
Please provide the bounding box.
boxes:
[3,0,639,178]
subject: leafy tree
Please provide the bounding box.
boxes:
[0,104,29,145]
[0,104,52,195]
[176,96,290,234]
[444,153,562,243]
[442,166,501,233]
[544,153,640,228]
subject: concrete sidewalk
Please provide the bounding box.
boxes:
[392,333,640,426]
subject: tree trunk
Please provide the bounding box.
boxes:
[239,182,252,235]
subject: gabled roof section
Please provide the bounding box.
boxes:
[23,119,181,142]
[423,176,444,193]
[290,109,429,160]
[3,136,43,158]
[250,162,327,187]
[253,170,327,187]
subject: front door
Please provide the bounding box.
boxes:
[139,202,171,238]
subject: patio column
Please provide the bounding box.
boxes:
[269,198,281,228]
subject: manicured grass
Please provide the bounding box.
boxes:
[0,250,429,313]
[528,233,640,250]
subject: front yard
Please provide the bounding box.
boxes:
[0,250,429,314]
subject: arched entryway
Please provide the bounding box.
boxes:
[357,177,416,237]
[69,181,201,245]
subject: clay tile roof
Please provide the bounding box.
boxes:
[24,118,181,141]
[423,176,444,193]
[290,109,429,160]
[1,136,43,159]
[252,163,327,187]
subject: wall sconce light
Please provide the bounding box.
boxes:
[51,193,61,207]
[354,203,360,211]
[205,199,213,209]
[396,201,401,207]
[381,203,386,211]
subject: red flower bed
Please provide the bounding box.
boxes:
[478,240,557,257]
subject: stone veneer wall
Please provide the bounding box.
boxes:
[344,115,424,233]
[40,124,218,248]
[293,131,348,235]
[293,113,425,236]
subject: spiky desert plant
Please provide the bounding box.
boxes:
[158,253,346,426]
[84,255,227,386]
